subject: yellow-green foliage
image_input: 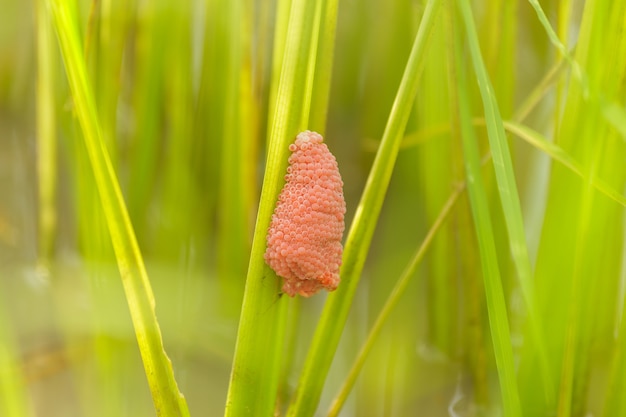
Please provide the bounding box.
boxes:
[0,0,624,416]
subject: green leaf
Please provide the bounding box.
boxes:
[47,2,190,416]
[224,0,339,414]
[503,121,626,208]
[451,4,521,414]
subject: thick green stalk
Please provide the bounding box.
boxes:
[224,0,336,414]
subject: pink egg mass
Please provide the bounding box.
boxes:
[264,131,346,297]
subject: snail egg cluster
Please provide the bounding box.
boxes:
[265,131,346,297]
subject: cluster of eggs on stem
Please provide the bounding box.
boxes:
[264,131,346,297]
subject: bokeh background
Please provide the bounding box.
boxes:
[1,0,625,415]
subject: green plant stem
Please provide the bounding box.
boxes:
[459,0,560,408]
[503,121,626,208]
[224,0,337,414]
[457,0,534,308]
[451,7,521,414]
[527,0,584,90]
[527,0,626,141]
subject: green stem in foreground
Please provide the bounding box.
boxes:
[286,1,443,415]
[224,0,337,415]
[47,2,189,416]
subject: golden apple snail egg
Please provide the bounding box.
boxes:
[264,131,346,297]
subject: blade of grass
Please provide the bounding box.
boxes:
[526,0,576,61]
[393,117,626,210]
[457,0,533,313]
[327,185,463,416]
[511,55,569,123]
[46,2,190,416]
[553,0,572,135]
[83,5,134,414]
[485,0,517,119]
[525,0,626,413]
[525,0,587,96]
[62,4,124,416]
[526,0,626,141]
[390,52,569,153]
[457,0,555,406]
[223,0,337,414]
[451,11,521,415]
[600,6,626,415]
[555,2,626,414]
[503,121,626,208]
[444,1,491,397]
[286,1,443,415]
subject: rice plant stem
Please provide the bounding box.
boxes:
[452,2,522,414]
[224,0,337,414]
[457,0,559,407]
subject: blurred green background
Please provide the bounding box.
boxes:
[1,0,626,416]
